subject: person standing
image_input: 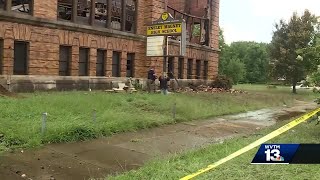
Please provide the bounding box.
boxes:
[159,73,170,95]
[147,66,156,93]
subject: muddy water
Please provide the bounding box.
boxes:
[0,101,317,180]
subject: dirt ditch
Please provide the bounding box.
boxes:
[0,100,317,180]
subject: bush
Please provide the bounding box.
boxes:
[210,75,233,90]
[224,58,246,84]
[310,71,320,87]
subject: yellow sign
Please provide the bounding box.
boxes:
[161,12,169,21]
[147,23,182,36]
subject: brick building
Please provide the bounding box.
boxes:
[0,0,219,92]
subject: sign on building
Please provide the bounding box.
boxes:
[146,36,165,57]
[147,23,183,36]
[146,12,187,57]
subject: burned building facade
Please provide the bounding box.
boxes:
[0,0,219,92]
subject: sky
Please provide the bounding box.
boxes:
[220,0,320,44]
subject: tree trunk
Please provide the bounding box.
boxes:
[292,78,297,94]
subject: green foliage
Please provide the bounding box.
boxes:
[309,71,320,86]
[210,75,233,90]
[192,24,201,36]
[224,58,246,84]
[269,10,319,93]
[218,28,270,83]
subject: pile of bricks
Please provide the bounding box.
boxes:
[175,85,248,94]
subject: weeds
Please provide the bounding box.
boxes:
[0,86,314,151]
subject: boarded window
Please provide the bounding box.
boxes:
[59,45,71,76]
[196,60,201,79]
[11,0,33,14]
[126,53,134,77]
[168,57,174,78]
[187,59,193,79]
[13,41,28,75]
[203,61,208,80]
[79,47,89,76]
[58,0,73,21]
[0,39,3,74]
[96,49,106,76]
[112,51,120,77]
[178,58,184,79]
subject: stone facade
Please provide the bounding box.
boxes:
[0,0,220,92]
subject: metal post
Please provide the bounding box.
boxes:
[93,109,97,122]
[166,36,169,75]
[172,102,176,119]
[41,113,47,135]
[163,36,167,75]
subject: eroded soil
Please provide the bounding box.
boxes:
[0,100,317,180]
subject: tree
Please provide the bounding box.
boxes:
[224,58,246,84]
[218,28,228,74]
[219,28,270,84]
[297,25,320,76]
[269,10,319,93]
[219,40,269,83]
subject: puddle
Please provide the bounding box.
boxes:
[225,109,276,122]
[276,111,306,121]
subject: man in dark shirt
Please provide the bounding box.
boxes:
[159,73,170,95]
[147,66,156,93]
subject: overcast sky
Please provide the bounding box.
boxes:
[220,0,320,44]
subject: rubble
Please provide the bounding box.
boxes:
[175,85,248,94]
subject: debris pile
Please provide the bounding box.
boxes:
[175,85,248,94]
[0,84,20,98]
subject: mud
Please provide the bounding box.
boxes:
[0,100,317,180]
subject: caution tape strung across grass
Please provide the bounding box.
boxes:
[180,107,320,180]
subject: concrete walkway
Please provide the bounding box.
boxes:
[0,100,317,180]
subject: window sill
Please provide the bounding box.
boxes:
[0,10,145,42]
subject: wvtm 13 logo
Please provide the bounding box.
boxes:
[264,145,284,162]
[251,144,297,164]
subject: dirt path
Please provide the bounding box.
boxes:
[0,101,317,180]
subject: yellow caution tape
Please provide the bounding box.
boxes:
[180,107,320,180]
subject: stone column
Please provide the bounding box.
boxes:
[71,46,79,76]
[89,48,97,76]
[33,0,57,20]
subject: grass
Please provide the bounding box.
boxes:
[0,85,316,151]
[235,84,317,99]
[108,115,320,180]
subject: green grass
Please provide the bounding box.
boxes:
[108,116,320,180]
[0,85,316,151]
[235,84,316,97]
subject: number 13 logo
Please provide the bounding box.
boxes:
[265,149,281,161]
